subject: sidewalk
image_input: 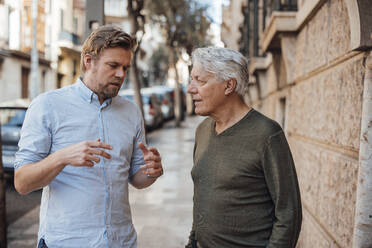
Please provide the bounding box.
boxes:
[7,115,204,248]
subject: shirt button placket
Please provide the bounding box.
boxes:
[99,107,110,243]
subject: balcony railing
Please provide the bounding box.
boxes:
[239,0,297,58]
[264,0,297,26]
[58,31,81,46]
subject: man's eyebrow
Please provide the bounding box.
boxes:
[106,61,131,68]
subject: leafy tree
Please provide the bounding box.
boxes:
[149,45,169,85]
[127,0,146,117]
[147,0,212,126]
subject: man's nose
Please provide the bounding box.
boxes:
[187,83,195,94]
[115,68,126,78]
[187,84,197,94]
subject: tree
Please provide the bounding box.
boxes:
[148,0,212,126]
[127,0,146,118]
[149,45,169,85]
[0,124,6,248]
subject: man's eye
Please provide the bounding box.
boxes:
[109,64,117,68]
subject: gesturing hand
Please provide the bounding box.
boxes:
[58,139,112,167]
[138,142,163,179]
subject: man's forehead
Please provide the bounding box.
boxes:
[191,64,212,79]
[99,48,132,63]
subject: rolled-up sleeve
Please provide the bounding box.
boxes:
[14,95,52,170]
[262,130,302,248]
[128,108,146,178]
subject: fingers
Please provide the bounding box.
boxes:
[141,159,163,178]
[140,144,161,162]
[141,165,163,178]
[83,161,94,167]
[148,147,160,156]
[87,148,112,159]
[138,142,149,155]
[84,154,100,163]
[87,141,112,150]
[138,142,163,178]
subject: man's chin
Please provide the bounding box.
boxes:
[195,108,208,116]
[103,89,119,99]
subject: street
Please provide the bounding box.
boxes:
[5,115,204,248]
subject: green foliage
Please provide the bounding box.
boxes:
[147,0,212,55]
[149,45,169,85]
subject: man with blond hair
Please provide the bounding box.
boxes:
[14,25,163,248]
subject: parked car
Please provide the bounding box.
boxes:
[142,86,175,121]
[118,89,163,130]
[0,107,27,173]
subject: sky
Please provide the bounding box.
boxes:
[201,0,228,46]
[201,0,228,24]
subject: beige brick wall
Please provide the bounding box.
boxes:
[252,0,366,247]
[289,57,364,150]
[295,0,351,79]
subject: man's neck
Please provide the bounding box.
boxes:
[81,76,105,105]
[212,96,251,134]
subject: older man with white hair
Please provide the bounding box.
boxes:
[185,47,302,248]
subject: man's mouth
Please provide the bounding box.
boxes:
[109,82,121,87]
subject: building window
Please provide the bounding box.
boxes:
[73,17,78,34]
[73,59,77,77]
[57,73,64,89]
[21,67,30,98]
[41,70,46,92]
[240,0,260,57]
[0,58,3,79]
[60,9,64,31]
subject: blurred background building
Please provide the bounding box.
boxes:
[0,0,86,103]
[0,0,191,104]
[222,0,372,247]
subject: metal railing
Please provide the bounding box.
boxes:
[58,31,81,45]
[239,0,297,58]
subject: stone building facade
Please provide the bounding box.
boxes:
[221,0,245,51]
[0,0,86,104]
[222,0,372,247]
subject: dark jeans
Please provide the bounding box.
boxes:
[37,238,48,248]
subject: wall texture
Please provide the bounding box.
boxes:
[232,0,370,247]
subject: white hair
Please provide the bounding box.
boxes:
[191,47,249,97]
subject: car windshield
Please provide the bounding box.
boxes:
[0,108,27,127]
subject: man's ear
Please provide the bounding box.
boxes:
[225,78,237,95]
[84,54,93,71]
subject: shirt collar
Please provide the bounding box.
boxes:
[75,77,95,103]
[75,77,113,106]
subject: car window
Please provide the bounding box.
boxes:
[0,109,27,127]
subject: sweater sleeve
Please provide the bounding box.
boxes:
[262,130,302,248]
[185,130,199,248]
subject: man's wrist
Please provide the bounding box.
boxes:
[51,149,68,168]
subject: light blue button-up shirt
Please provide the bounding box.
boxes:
[15,79,146,248]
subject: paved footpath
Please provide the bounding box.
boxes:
[7,115,204,248]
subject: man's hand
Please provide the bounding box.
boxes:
[15,139,112,195]
[57,139,112,167]
[138,142,163,179]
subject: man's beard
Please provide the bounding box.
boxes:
[99,85,120,100]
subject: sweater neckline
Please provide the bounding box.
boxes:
[211,108,255,137]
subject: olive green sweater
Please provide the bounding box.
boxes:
[187,109,302,248]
